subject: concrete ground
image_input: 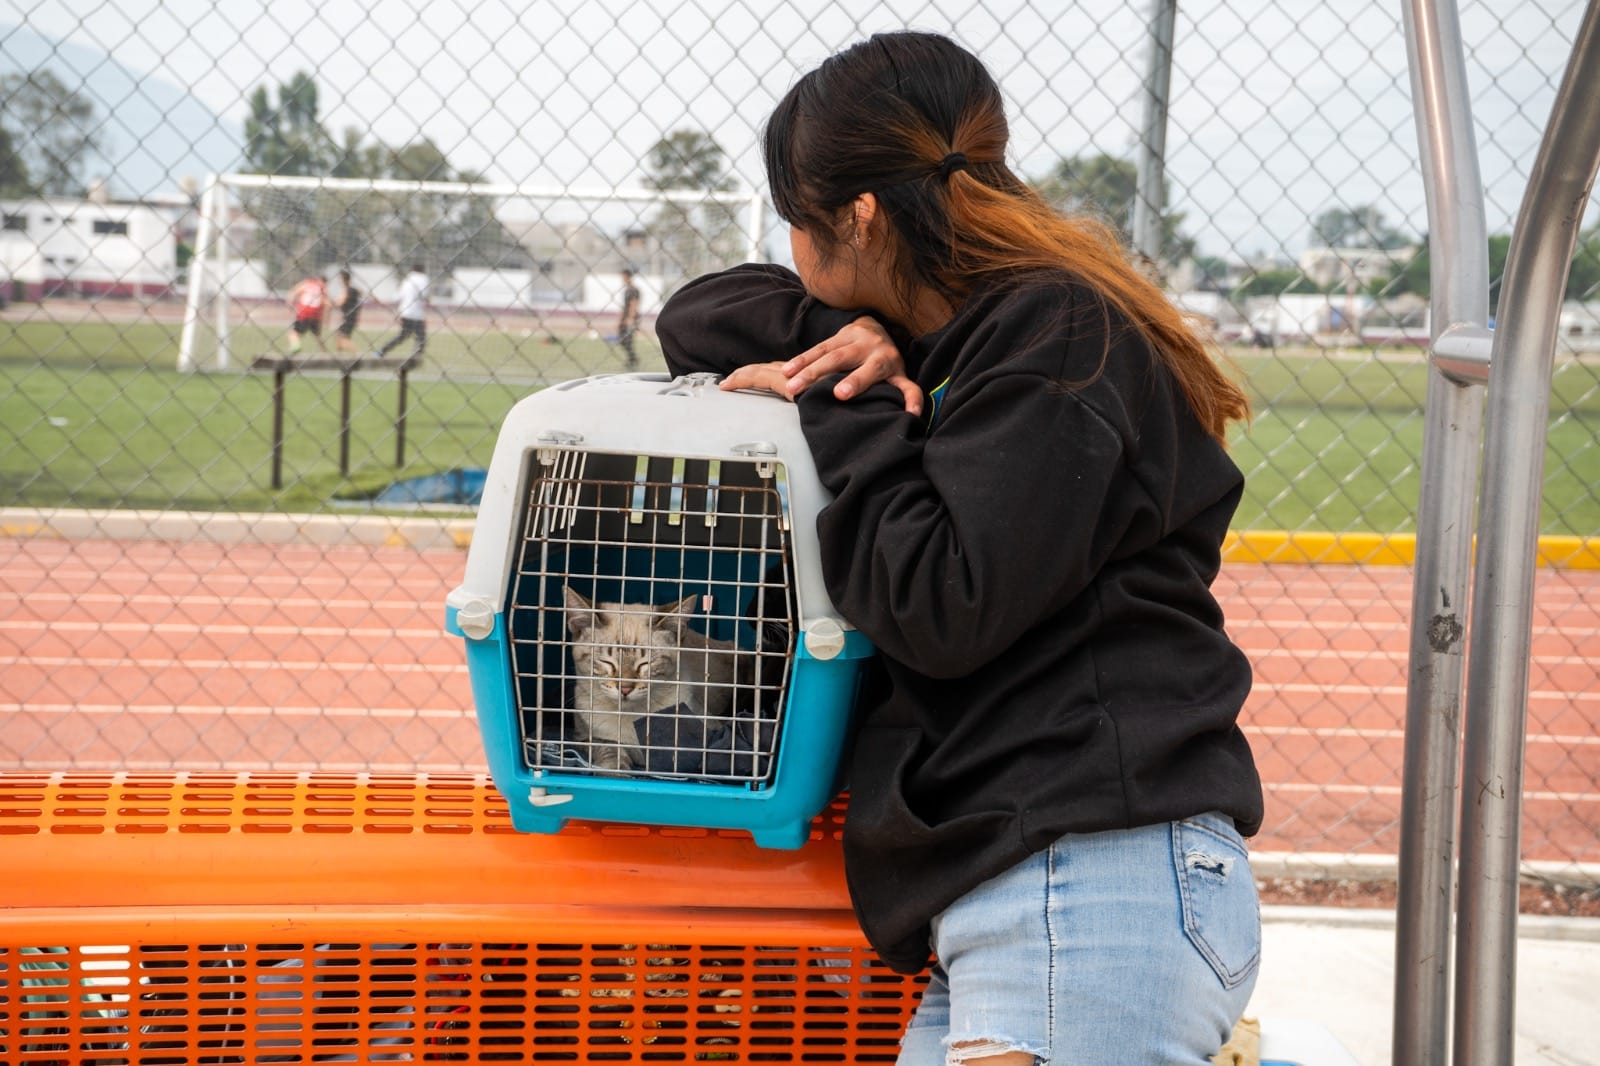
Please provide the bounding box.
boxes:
[1251,907,1600,1065]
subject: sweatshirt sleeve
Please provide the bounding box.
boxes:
[797,368,1131,679]
[656,264,872,377]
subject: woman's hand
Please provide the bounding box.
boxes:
[719,361,793,398]
[718,316,922,415]
[788,316,921,415]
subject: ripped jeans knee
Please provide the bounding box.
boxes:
[945,1038,1044,1066]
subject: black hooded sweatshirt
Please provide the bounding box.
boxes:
[656,263,1263,974]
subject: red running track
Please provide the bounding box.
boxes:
[2,536,1597,865]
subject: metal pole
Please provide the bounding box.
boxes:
[212,180,232,371]
[1132,0,1178,265]
[176,175,218,373]
[1394,0,1492,1060]
[1454,6,1600,1063]
[396,362,410,469]
[271,366,286,491]
[340,367,352,478]
[745,192,764,264]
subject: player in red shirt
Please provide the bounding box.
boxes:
[286,275,329,354]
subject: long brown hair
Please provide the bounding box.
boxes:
[764,31,1248,442]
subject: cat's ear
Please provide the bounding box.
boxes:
[653,593,700,635]
[564,584,599,637]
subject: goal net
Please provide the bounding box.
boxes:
[178,174,764,380]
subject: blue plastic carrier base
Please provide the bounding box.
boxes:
[449,606,870,848]
[446,373,876,849]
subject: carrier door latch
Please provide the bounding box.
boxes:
[528,787,574,807]
[732,441,778,479]
[535,430,584,467]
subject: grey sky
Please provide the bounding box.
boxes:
[4,0,1592,259]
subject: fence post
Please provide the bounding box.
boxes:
[1453,7,1600,1062]
[1133,0,1178,265]
[1394,1,1491,1061]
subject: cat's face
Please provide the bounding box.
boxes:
[564,586,695,705]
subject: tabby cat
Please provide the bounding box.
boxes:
[562,585,737,770]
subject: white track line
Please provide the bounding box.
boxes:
[0,620,446,640]
[1,655,464,674]
[2,703,470,718]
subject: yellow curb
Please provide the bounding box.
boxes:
[1223,531,1600,569]
[5,509,1599,568]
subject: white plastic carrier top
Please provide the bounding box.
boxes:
[447,372,854,656]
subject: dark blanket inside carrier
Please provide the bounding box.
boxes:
[633,703,777,778]
[523,697,779,780]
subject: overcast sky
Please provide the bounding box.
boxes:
[4,0,1593,260]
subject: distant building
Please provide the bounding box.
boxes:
[503,217,635,305]
[1297,246,1409,289]
[1559,300,1600,351]
[0,195,183,300]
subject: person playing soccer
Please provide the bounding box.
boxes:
[378,264,429,360]
[616,267,641,368]
[285,274,329,354]
[333,269,362,355]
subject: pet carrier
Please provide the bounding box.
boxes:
[446,372,874,848]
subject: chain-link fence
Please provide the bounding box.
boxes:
[1,1,1596,883]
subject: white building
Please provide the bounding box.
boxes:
[0,194,182,299]
[1247,292,1375,342]
[1559,300,1600,351]
[1297,246,1409,289]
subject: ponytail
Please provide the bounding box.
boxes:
[765,30,1249,442]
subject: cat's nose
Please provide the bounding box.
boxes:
[617,682,636,696]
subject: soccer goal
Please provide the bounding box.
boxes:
[177,173,766,377]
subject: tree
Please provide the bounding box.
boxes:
[0,69,100,196]
[1190,255,1232,293]
[643,130,735,193]
[1232,267,1320,300]
[1310,205,1409,250]
[1032,152,1192,262]
[1473,228,1600,310]
[1565,223,1600,302]
[642,129,740,280]
[330,127,387,180]
[1488,233,1512,309]
[243,71,332,177]
[0,126,29,197]
[240,75,527,284]
[1383,238,1430,297]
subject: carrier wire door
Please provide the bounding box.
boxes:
[510,448,796,782]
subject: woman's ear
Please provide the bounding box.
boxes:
[851,192,880,248]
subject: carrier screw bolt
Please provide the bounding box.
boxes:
[456,600,496,640]
[804,618,847,660]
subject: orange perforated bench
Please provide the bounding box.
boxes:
[0,772,921,1064]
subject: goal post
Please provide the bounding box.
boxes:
[177,173,766,375]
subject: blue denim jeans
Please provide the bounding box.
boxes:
[897,811,1260,1066]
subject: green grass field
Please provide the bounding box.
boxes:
[3,315,1597,534]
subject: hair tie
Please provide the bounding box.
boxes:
[938,152,970,180]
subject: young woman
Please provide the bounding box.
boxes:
[657,31,1263,1066]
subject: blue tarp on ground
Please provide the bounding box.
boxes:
[373,468,487,506]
